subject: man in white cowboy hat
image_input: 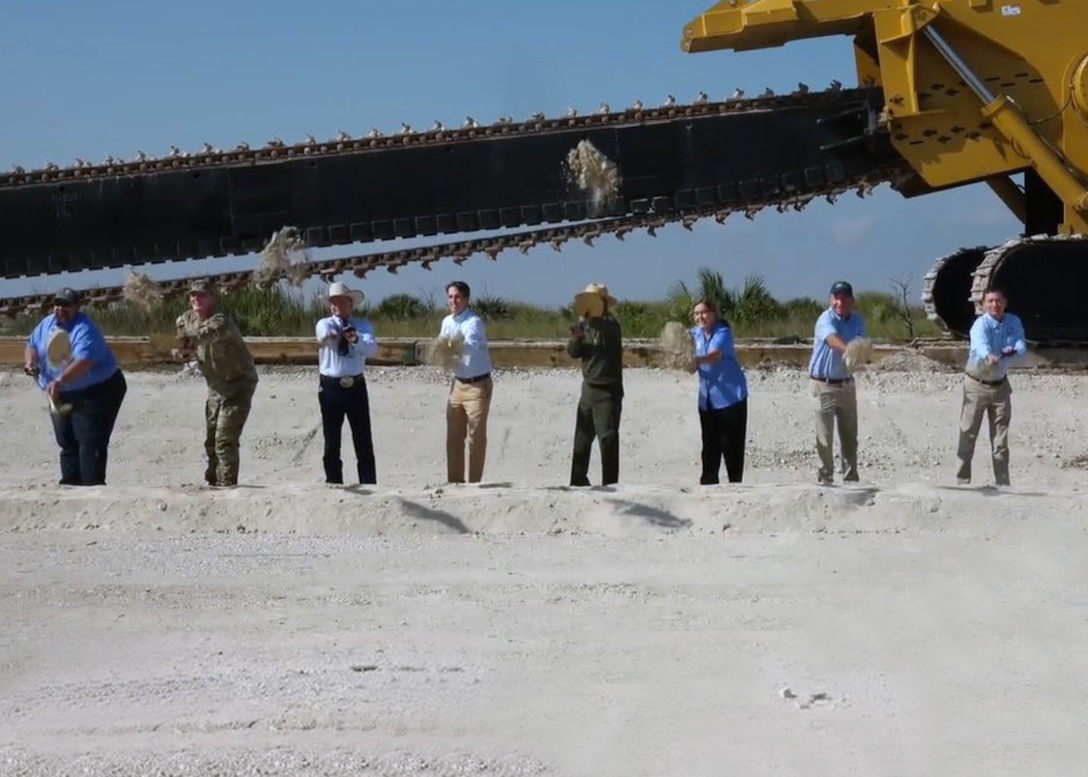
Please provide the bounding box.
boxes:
[175,279,259,488]
[316,281,379,485]
[24,287,128,485]
[437,280,493,483]
[567,282,624,486]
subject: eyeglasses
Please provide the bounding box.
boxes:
[53,301,74,308]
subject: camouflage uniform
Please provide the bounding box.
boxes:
[176,305,259,487]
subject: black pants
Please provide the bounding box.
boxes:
[570,385,623,487]
[51,369,127,486]
[319,375,376,484]
[699,398,747,484]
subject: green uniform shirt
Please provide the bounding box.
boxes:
[567,315,624,394]
[176,310,259,398]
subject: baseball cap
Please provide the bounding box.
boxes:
[189,279,213,295]
[829,281,854,298]
[53,287,79,306]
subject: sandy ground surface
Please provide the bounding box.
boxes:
[2,363,1088,776]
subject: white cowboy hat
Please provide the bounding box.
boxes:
[573,282,618,319]
[327,282,364,306]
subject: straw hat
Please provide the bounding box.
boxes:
[573,283,618,319]
[328,282,364,306]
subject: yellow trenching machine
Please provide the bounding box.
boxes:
[684,0,1088,341]
[2,0,1086,342]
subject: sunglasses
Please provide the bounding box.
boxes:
[53,300,74,308]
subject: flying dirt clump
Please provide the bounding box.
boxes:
[253,227,311,287]
[122,272,166,312]
[424,333,465,370]
[660,321,696,372]
[565,140,622,216]
[843,337,873,373]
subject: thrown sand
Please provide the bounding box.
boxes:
[565,139,621,216]
[121,271,165,312]
[660,321,695,372]
[2,366,1088,777]
[844,336,873,373]
[423,334,464,370]
[253,226,311,286]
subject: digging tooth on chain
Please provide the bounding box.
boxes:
[4,86,876,188]
[1,86,905,316]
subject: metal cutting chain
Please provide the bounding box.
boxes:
[0,161,906,316]
[3,86,873,187]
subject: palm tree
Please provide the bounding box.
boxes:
[668,268,781,325]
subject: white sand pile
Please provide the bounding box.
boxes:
[565,139,622,216]
[253,227,311,286]
[660,321,695,372]
[121,272,165,312]
[424,334,465,369]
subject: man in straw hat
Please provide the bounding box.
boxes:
[175,280,259,488]
[316,282,379,485]
[568,283,624,486]
[437,281,493,483]
[24,287,128,485]
[808,280,867,485]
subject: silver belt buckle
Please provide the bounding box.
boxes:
[339,376,355,388]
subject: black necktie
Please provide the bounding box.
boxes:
[336,318,351,356]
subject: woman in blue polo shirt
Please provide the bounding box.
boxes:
[690,299,748,484]
[23,288,127,486]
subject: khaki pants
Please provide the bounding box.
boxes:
[812,379,858,483]
[447,377,493,483]
[956,376,1012,485]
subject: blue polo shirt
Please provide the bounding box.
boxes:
[27,312,118,391]
[692,321,748,410]
[967,312,1026,381]
[808,308,866,380]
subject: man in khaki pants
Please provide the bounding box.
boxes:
[436,281,493,483]
[807,281,866,485]
[956,286,1026,486]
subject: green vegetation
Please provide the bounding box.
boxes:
[2,270,942,342]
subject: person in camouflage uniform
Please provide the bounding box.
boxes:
[175,280,259,487]
[567,283,624,487]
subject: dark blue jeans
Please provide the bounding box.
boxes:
[51,370,127,486]
[318,375,376,485]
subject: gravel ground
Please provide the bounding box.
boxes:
[1,366,1087,776]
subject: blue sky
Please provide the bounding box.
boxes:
[0,0,1021,307]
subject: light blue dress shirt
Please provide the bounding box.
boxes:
[439,309,491,379]
[691,322,748,411]
[966,312,1026,381]
[316,316,378,377]
[808,308,866,380]
[27,312,118,391]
